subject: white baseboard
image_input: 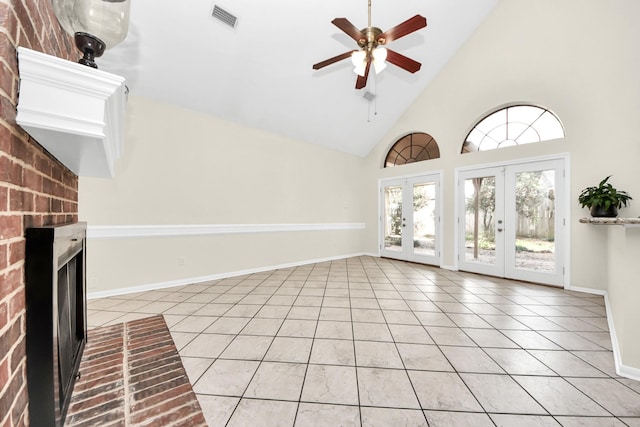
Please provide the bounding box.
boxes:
[87,252,371,299]
[602,293,640,382]
[566,286,640,381]
[565,285,608,296]
[618,362,640,381]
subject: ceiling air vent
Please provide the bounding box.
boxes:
[211,5,238,28]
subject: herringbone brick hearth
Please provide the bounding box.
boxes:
[66,315,206,426]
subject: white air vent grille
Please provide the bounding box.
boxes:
[212,5,237,28]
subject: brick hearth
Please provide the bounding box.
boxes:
[66,315,206,426]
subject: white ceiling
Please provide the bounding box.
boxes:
[98,0,498,157]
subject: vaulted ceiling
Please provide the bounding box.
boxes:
[99,0,498,157]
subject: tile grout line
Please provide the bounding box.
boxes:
[348,256,365,427]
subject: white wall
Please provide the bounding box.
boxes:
[362,0,640,292]
[79,96,367,293]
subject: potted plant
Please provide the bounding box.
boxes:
[578,175,633,217]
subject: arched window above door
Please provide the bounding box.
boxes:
[462,105,564,153]
[385,132,440,167]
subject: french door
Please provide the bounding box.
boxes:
[380,174,441,266]
[457,159,566,286]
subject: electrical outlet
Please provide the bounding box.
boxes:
[178,256,186,266]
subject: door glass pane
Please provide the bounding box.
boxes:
[464,176,496,264]
[413,182,436,257]
[514,170,555,272]
[384,186,403,252]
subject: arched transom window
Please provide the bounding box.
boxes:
[462,105,564,153]
[385,132,440,167]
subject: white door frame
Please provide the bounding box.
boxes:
[378,171,443,267]
[454,154,571,287]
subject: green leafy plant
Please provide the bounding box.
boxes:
[578,175,632,211]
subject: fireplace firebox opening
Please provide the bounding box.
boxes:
[25,222,88,427]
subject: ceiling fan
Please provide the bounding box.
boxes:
[313,0,427,90]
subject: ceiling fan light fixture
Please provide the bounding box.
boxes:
[312,1,427,89]
[373,46,387,74]
[373,61,387,74]
[351,50,367,76]
[351,50,366,67]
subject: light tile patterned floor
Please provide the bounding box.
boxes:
[87,256,640,427]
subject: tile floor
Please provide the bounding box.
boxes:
[87,256,640,427]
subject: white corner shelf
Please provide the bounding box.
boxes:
[16,47,126,178]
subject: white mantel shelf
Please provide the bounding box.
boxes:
[579,217,640,228]
[16,47,126,178]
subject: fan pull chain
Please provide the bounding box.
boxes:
[367,71,379,123]
[374,69,378,117]
[367,87,371,122]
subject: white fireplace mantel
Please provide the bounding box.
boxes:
[16,47,126,178]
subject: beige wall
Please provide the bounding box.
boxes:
[607,227,640,374]
[82,96,366,225]
[362,0,640,292]
[80,96,367,293]
[85,230,365,294]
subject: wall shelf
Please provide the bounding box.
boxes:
[16,47,126,178]
[579,217,640,228]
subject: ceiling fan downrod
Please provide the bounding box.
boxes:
[360,0,382,57]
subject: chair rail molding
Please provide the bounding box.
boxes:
[16,47,127,178]
[87,223,366,239]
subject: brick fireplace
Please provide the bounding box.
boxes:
[0,1,79,425]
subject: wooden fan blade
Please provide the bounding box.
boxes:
[313,51,356,70]
[378,15,427,44]
[355,60,371,89]
[386,49,422,73]
[332,18,366,43]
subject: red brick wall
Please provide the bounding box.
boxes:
[1,1,78,425]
